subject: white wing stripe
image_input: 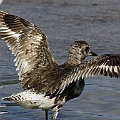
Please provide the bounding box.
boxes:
[114,66,118,73]
[63,55,120,90]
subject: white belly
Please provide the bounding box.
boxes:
[3,90,56,110]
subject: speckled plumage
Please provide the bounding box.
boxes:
[0,10,120,120]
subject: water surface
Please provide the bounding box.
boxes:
[0,0,120,120]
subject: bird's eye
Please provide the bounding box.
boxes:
[85,47,89,52]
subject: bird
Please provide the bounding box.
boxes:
[0,10,120,120]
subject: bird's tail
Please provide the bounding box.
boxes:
[2,96,16,102]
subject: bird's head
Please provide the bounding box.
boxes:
[67,41,97,65]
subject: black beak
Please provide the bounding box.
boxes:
[88,51,98,56]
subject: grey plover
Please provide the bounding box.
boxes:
[0,11,120,120]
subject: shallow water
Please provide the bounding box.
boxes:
[0,0,120,120]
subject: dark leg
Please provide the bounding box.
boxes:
[45,110,48,120]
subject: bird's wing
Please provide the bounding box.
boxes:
[58,54,120,93]
[0,10,58,82]
[28,54,120,96]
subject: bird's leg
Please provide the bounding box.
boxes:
[45,109,48,120]
[51,106,62,120]
[51,110,59,120]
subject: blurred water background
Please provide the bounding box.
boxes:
[0,0,120,120]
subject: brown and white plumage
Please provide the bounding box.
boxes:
[0,10,120,120]
[0,10,58,80]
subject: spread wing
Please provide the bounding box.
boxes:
[0,10,58,82]
[59,54,120,93]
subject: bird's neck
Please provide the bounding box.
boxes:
[65,52,84,67]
